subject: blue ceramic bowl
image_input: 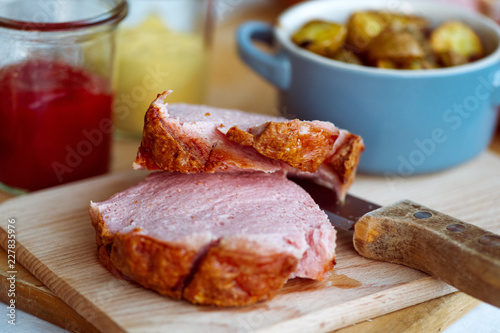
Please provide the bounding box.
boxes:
[237,0,500,176]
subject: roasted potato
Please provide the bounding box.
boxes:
[366,30,425,63]
[403,26,439,69]
[332,48,363,65]
[376,58,437,70]
[292,20,347,57]
[377,12,429,32]
[399,60,423,70]
[430,21,484,66]
[291,12,484,70]
[346,11,429,51]
[376,59,397,69]
[346,11,387,51]
[437,51,469,67]
[401,59,437,70]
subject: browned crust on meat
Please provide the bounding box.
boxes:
[109,230,199,300]
[90,207,199,300]
[134,97,210,172]
[135,94,280,173]
[98,244,127,279]
[203,145,247,172]
[328,133,365,188]
[134,93,341,174]
[90,205,127,279]
[134,93,363,197]
[225,127,255,146]
[226,120,339,173]
[90,199,339,307]
[183,240,299,306]
[90,204,301,305]
[203,143,279,173]
[92,228,299,305]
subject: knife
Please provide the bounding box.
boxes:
[294,179,500,308]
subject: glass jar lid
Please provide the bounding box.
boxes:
[0,0,128,31]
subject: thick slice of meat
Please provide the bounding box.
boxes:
[89,171,336,306]
[134,91,363,201]
[134,92,282,174]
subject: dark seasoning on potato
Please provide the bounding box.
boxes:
[291,11,484,70]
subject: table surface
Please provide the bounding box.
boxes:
[2,1,500,332]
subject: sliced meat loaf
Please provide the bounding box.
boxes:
[89,171,336,306]
[133,91,364,201]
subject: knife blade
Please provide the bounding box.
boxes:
[294,179,500,308]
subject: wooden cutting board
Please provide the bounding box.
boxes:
[1,151,499,332]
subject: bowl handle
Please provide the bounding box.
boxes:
[237,21,291,91]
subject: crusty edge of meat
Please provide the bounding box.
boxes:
[133,91,282,173]
[110,230,200,300]
[327,131,365,194]
[97,245,125,279]
[90,206,302,306]
[133,91,364,201]
[90,202,200,299]
[134,91,209,173]
[183,237,299,306]
[285,131,364,202]
[225,119,339,173]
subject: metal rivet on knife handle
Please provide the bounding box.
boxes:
[446,224,466,232]
[478,235,500,247]
[413,211,432,219]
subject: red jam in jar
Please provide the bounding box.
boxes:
[0,60,113,191]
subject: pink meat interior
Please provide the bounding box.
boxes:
[91,171,336,279]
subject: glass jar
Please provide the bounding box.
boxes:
[0,0,128,192]
[113,0,214,138]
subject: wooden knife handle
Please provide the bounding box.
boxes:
[353,199,500,308]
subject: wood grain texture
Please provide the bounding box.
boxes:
[0,247,99,333]
[0,152,499,332]
[333,292,479,333]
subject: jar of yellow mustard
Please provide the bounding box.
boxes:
[114,0,213,137]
